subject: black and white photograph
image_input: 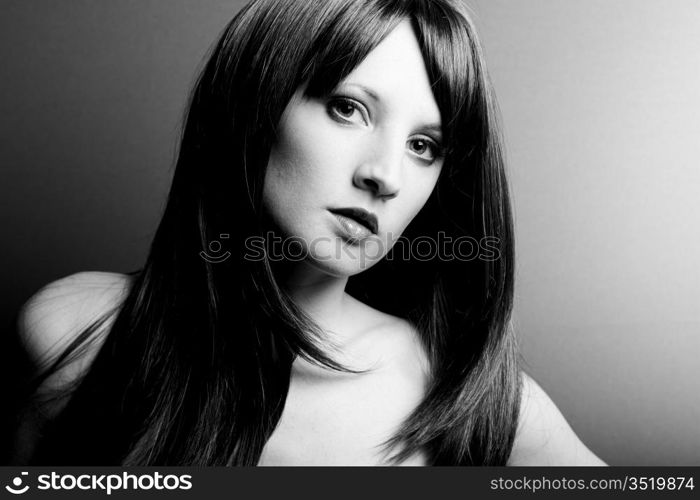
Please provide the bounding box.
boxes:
[1,0,698,469]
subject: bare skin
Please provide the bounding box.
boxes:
[16,271,431,465]
[258,317,431,464]
[260,267,432,465]
[16,271,606,466]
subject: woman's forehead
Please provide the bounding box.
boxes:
[333,21,442,127]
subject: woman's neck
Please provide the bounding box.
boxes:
[281,261,351,339]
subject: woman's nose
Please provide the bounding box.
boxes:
[352,141,402,200]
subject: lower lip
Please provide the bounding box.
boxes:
[331,212,374,241]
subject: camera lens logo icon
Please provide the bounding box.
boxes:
[5,472,29,495]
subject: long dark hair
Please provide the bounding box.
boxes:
[27,0,520,465]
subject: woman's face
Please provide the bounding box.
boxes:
[263,20,444,277]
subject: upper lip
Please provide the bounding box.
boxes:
[329,207,379,234]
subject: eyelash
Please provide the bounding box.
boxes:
[327,96,444,164]
[327,97,369,125]
[407,137,443,164]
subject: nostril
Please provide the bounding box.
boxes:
[363,178,398,199]
[364,179,379,192]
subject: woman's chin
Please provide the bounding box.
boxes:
[306,238,385,275]
[263,231,387,277]
[300,254,380,278]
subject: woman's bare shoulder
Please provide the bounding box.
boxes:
[13,271,132,462]
[17,271,132,373]
[508,372,607,466]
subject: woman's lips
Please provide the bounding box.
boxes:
[328,207,379,234]
[331,212,374,241]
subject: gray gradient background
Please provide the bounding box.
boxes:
[1,0,698,465]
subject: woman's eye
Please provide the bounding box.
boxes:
[328,98,368,125]
[408,137,441,163]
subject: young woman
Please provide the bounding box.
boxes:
[15,0,606,466]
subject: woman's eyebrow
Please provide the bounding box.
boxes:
[422,123,443,139]
[342,82,381,102]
